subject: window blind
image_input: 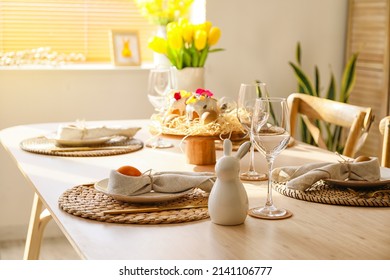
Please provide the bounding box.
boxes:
[0,0,156,63]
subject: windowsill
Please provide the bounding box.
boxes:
[0,62,154,71]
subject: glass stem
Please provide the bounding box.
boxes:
[248,135,256,173]
[265,157,275,207]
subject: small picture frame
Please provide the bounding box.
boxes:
[110,30,141,66]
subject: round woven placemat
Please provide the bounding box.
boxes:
[274,181,390,207]
[58,184,209,224]
[20,136,143,157]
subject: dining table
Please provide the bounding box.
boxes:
[0,119,389,260]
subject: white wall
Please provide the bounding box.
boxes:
[0,0,348,241]
[205,0,348,100]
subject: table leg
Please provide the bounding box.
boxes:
[23,193,52,260]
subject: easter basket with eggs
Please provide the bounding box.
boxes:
[149,88,245,165]
[151,88,245,138]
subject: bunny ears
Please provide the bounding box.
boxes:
[223,139,251,159]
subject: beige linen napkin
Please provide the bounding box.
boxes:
[57,125,141,140]
[272,158,380,191]
[108,170,216,196]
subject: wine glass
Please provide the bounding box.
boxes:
[146,67,176,148]
[237,83,268,181]
[249,97,292,219]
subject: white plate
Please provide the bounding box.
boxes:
[324,178,390,189]
[94,178,193,203]
[46,134,129,147]
[53,136,113,146]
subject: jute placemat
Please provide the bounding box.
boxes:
[274,181,390,207]
[58,184,209,224]
[20,136,143,157]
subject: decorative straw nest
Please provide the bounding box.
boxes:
[150,109,246,138]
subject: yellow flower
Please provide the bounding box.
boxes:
[146,17,224,68]
[178,18,189,28]
[204,21,212,33]
[196,21,212,33]
[148,36,167,54]
[208,26,221,46]
[194,30,207,51]
[168,29,183,50]
[167,21,179,33]
[135,0,194,25]
[182,23,194,43]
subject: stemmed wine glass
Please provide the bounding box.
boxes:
[249,97,292,219]
[146,67,176,148]
[237,83,269,181]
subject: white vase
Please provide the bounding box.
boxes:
[176,67,205,92]
[153,25,170,67]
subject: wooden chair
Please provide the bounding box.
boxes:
[287,93,374,157]
[379,116,390,167]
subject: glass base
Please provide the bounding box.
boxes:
[248,206,292,220]
[145,138,173,149]
[240,171,268,181]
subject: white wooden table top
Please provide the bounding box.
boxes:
[1,120,389,260]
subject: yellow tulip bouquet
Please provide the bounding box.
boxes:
[148,19,224,69]
[135,0,194,26]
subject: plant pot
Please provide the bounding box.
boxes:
[176,67,205,92]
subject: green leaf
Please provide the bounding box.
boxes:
[208,48,225,53]
[314,66,320,97]
[332,125,342,152]
[295,42,304,93]
[325,123,333,150]
[300,118,315,145]
[192,50,199,67]
[255,82,262,98]
[183,49,192,67]
[298,84,305,93]
[326,72,336,101]
[340,52,358,103]
[301,118,307,143]
[167,48,178,68]
[296,42,301,65]
[255,80,277,122]
[289,62,315,96]
[199,48,208,67]
[177,48,184,70]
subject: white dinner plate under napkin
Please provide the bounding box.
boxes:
[49,124,141,147]
[94,179,194,203]
[54,136,115,146]
[272,157,382,191]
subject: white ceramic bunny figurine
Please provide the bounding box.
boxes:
[208,139,251,225]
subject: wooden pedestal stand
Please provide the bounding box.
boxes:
[185,136,216,165]
[181,136,294,165]
[163,134,218,165]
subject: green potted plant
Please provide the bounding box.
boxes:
[289,42,358,153]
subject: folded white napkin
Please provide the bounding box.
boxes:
[272,157,380,191]
[57,124,140,140]
[108,170,216,196]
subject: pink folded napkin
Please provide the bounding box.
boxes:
[271,157,380,191]
[108,170,216,196]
